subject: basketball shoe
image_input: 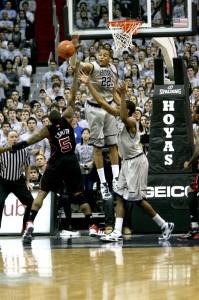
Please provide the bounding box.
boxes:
[22,221,34,243]
[89,224,105,237]
[179,230,199,240]
[159,222,174,240]
[60,230,81,238]
[100,230,123,242]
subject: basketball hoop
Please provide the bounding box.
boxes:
[108,19,142,50]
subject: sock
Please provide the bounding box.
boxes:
[152,214,167,229]
[29,210,38,223]
[111,165,119,179]
[190,222,199,232]
[97,168,106,183]
[114,217,123,234]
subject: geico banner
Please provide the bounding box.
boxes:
[0,191,52,234]
[147,173,194,205]
[147,185,189,198]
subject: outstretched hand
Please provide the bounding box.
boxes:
[120,81,126,93]
[78,69,89,84]
[71,34,80,50]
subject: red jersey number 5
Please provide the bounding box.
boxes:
[59,137,72,153]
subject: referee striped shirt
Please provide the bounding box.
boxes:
[0,148,30,181]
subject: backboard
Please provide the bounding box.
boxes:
[64,0,197,39]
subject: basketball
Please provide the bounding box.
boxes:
[56,40,75,59]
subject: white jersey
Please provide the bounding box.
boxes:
[89,61,117,104]
[118,122,143,159]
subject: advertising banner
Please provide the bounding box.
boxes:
[0,191,52,234]
[149,84,194,174]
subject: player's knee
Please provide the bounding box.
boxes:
[32,190,47,210]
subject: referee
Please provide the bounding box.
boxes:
[0,130,34,233]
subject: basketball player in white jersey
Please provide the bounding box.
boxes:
[78,71,174,242]
[70,36,120,201]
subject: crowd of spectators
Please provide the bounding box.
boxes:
[74,0,194,29]
[0,1,198,218]
[0,0,36,106]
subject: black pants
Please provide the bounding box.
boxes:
[0,176,34,232]
[22,86,30,102]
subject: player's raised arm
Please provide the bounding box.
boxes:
[12,127,50,151]
[119,82,136,129]
[113,80,121,106]
[62,61,80,120]
[78,70,119,117]
[70,34,93,74]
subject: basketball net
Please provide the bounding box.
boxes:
[108,19,142,50]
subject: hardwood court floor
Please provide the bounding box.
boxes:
[0,234,199,300]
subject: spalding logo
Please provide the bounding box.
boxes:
[159,85,182,95]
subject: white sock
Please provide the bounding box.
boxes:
[114,217,123,234]
[152,214,167,229]
[111,164,119,179]
[191,222,199,230]
[97,168,106,183]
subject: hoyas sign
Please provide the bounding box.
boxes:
[147,185,189,198]
[163,100,175,166]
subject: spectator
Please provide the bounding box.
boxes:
[35,153,47,175]
[75,128,95,209]
[137,85,149,110]
[0,11,14,38]
[46,82,64,101]
[4,59,19,95]
[29,165,41,190]
[42,60,64,90]
[17,55,32,101]
[0,1,17,21]
[11,23,22,48]
[21,117,44,164]
[0,40,22,62]
[173,0,185,18]
[55,96,67,114]
[34,107,45,129]
[0,121,10,146]
[187,65,199,88]
[8,108,23,133]
[71,113,83,144]
[0,61,9,109]
[11,90,23,109]
[21,1,35,23]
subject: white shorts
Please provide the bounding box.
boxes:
[85,101,118,147]
[116,153,148,201]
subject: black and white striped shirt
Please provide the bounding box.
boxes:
[0,148,30,181]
